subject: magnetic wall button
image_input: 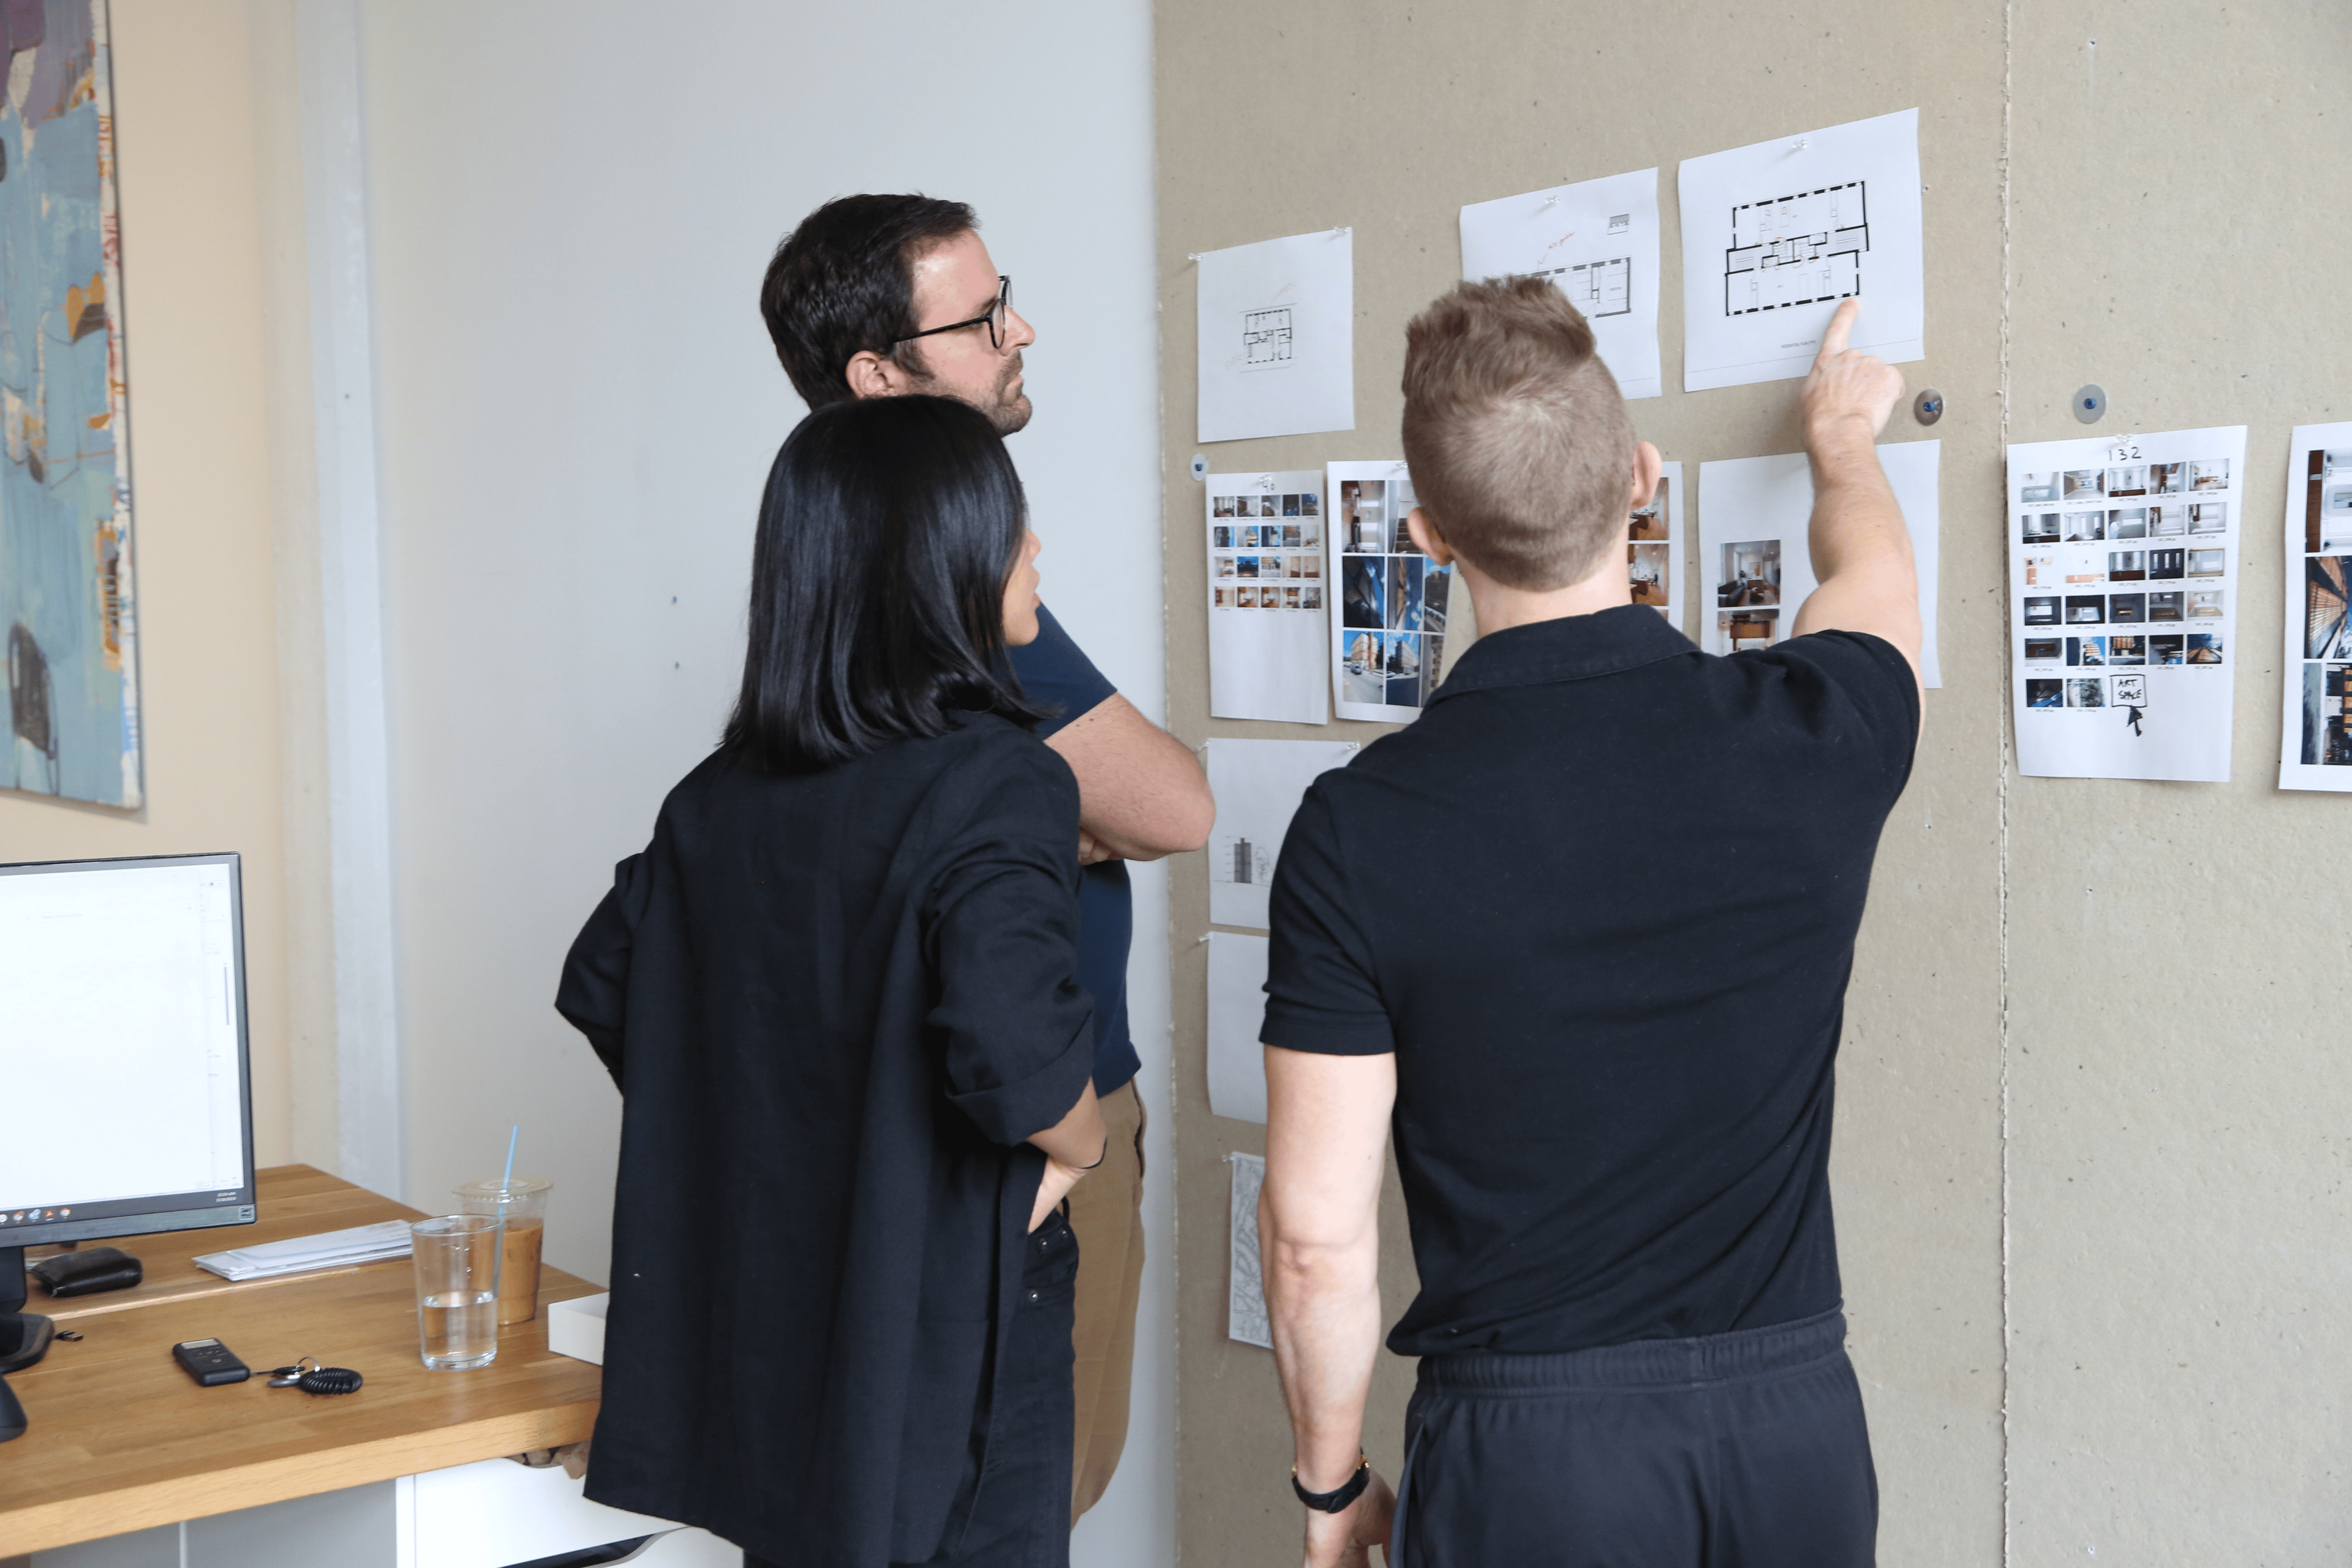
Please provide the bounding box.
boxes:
[2073,385,2106,424]
[1913,389,1943,426]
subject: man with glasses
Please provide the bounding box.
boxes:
[761,195,1215,1526]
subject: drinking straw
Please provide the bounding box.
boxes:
[499,1125,519,1220]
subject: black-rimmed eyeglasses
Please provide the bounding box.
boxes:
[894,276,1013,352]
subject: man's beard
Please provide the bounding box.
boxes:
[981,353,1031,435]
[900,350,1031,435]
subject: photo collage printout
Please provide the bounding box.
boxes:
[1326,461,1453,722]
[2278,423,2352,791]
[2007,426,2248,782]
[1205,470,1330,724]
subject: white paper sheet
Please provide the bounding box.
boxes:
[1207,738,1359,930]
[1460,168,1662,400]
[1632,461,1685,632]
[1228,1152,1272,1349]
[1205,471,1330,724]
[1196,228,1355,443]
[2280,423,2352,790]
[2008,426,2248,782]
[1696,442,1942,686]
[1676,110,1924,391]
[1207,930,1270,1125]
[1327,460,1457,722]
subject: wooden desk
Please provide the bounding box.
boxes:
[0,1166,605,1555]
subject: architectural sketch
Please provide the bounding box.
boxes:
[1242,306,1293,369]
[1213,834,1273,890]
[1518,254,1631,318]
[1228,1153,1272,1348]
[1724,182,1868,317]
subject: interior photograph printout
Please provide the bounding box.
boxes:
[1206,470,1330,723]
[2277,423,2352,790]
[1632,461,1684,630]
[1697,442,1942,685]
[1676,109,1924,391]
[1195,228,1355,443]
[1206,930,1272,1125]
[1327,460,1455,722]
[1458,168,1663,399]
[2008,426,2248,782]
[1227,1152,1272,1349]
[1205,737,1358,931]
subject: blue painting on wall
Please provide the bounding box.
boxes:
[1,0,137,809]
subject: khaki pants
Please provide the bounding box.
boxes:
[1065,1077,1146,1523]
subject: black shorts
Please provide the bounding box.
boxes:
[1395,1307,1877,1568]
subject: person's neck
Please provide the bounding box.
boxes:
[1457,542,1632,636]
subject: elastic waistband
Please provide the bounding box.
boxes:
[1415,1306,1847,1393]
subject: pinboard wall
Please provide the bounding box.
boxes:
[1155,2,2352,1562]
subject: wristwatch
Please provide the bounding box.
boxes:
[1291,1453,1372,1513]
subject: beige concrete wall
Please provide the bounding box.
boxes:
[0,0,324,1170]
[1156,5,2008,1559]
[2003,7,2352,1561]
[1152,1,2352,1561]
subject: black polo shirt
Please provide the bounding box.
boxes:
[1262,606,1917,1357]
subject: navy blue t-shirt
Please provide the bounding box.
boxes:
[1009,605,1140,1096]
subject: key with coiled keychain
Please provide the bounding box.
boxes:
[265,1356,364,1395]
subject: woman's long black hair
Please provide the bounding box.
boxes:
[722,395,1049,772]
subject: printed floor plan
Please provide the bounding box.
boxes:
[1724,181,1869,316]
[1517,254,1632,318]
[1242,306,1294,368]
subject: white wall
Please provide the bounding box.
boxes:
[336,2,1174,1561]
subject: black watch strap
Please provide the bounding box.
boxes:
[1291,1455,1371,1513]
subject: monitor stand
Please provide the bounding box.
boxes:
[0,1247,53,1374]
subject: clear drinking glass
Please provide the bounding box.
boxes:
[411,1215,502,1370]
[454,1176,553,1325]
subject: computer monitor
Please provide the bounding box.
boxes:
[0,853,257,1372]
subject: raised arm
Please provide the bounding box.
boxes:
[1045,693,1215,862]
[1791,298,1924,707]
[1263,1046,1399,1568]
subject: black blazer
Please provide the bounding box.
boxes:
[556,712,1096,1566]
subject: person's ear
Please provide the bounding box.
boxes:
[1629,440,1664,511]
[843,349,910,399]
[1405,507,1454,566]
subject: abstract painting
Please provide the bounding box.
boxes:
[1,0,135,808]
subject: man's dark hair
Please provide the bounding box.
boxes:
[723,396,1047,773]
[761,194,977,409]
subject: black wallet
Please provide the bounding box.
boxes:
[29,1246,143,1298]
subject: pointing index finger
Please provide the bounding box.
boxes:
[1817,298,1860,362]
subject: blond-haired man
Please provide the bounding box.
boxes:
[1260,284,1920,1567]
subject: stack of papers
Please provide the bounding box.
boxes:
[194,1219,413,1281]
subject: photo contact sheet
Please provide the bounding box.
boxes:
[2008,426,2247,782]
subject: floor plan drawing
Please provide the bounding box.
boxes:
[1460,168,1664,399]
[1518,255,1632,318]
[1242,306,1294,369]
[1724,182,1869,317]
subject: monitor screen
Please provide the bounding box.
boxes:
[0,853,257,1248]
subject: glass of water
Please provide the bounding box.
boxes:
[411,1214,502,1370]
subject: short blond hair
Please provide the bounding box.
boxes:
[1400,277,1635,590]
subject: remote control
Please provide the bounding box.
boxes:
[172,1339,251,1387]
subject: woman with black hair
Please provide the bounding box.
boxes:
[557,394,1109,1568]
